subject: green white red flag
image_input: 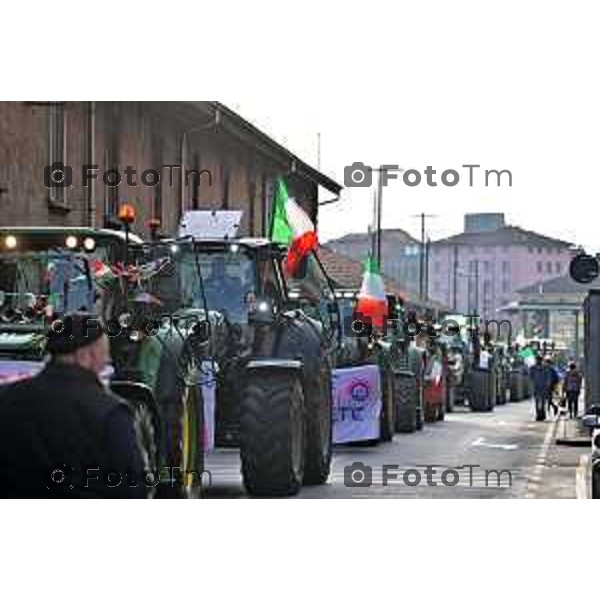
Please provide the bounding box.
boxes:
[270,178,318,276]
[355,257,388,328]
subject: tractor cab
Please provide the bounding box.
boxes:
[0,230,100,366]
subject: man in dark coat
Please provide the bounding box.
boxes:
[563,362,583,420]
[0,313,147,499]
[529,355,554,421]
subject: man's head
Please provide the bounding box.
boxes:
[569,362,577,371]
[46,313,110,378]
[535,355,543,366]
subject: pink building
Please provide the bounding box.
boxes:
[428,213,577,320]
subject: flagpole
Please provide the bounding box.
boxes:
[268,178,281,240]
[376,169,384,269]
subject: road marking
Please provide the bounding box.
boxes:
[524,417,559,499]
[471,437,518,451]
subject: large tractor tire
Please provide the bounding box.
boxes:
[303,362,333,486]
[446,379,455,414]
[111,382,161,498]
[469,369,492,412]
[415,376,424,430]
[437,397,446,421]
[592,461,600,500]
[487,371,497,412]
[380,371,396,442]
[394,372,418,433]
[424,399,439,423]
[240,371,305,497]
[509,372,522,402]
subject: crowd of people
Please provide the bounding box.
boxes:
[528,354,583,422]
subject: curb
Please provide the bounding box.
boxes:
[576,454,590,499]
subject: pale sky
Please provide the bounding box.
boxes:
[228,3,600,251]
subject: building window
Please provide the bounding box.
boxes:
[546,262,552,274]
[537,247,543,254]
[537,261,543,274]
[263,177,274,236]
[48,103,66,205]
[220,164,230,209]
[502,279,510,293]
[528,246,534,254]
[190,153,202,210]
[555,262,562,274]
[104,148,119,220]
[502,261,510,274]
[483,261,491,274]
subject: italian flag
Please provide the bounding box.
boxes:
[355,257,388,328]
[271,178,318,276]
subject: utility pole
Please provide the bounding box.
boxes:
[370,189,377,261]
[474,260,480,315]
[452,244,459,311]
[317,132,321,171]
[412,213,437,301]
[86,101,96,227]
[424,237,431,301]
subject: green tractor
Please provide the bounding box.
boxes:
[0,227,209,499]
[137,221,341,497]
[331,291,425,438]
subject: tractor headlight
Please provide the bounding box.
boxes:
[5,235,17,250]
[65,235,78,249]
[83,237,96,252]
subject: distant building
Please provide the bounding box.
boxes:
[428,213,577,320]
[324,229,422,296]
[319,246,445,314]
[504,274,592,357]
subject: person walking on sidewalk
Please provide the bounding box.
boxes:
[545,357,560,418]
[529,355,554,421]
[563,362,583,420]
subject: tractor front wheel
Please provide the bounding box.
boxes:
[240,371,305,497]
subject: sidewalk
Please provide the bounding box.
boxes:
[534,413,591,499]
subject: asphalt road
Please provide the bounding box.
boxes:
[205,400,575,499]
